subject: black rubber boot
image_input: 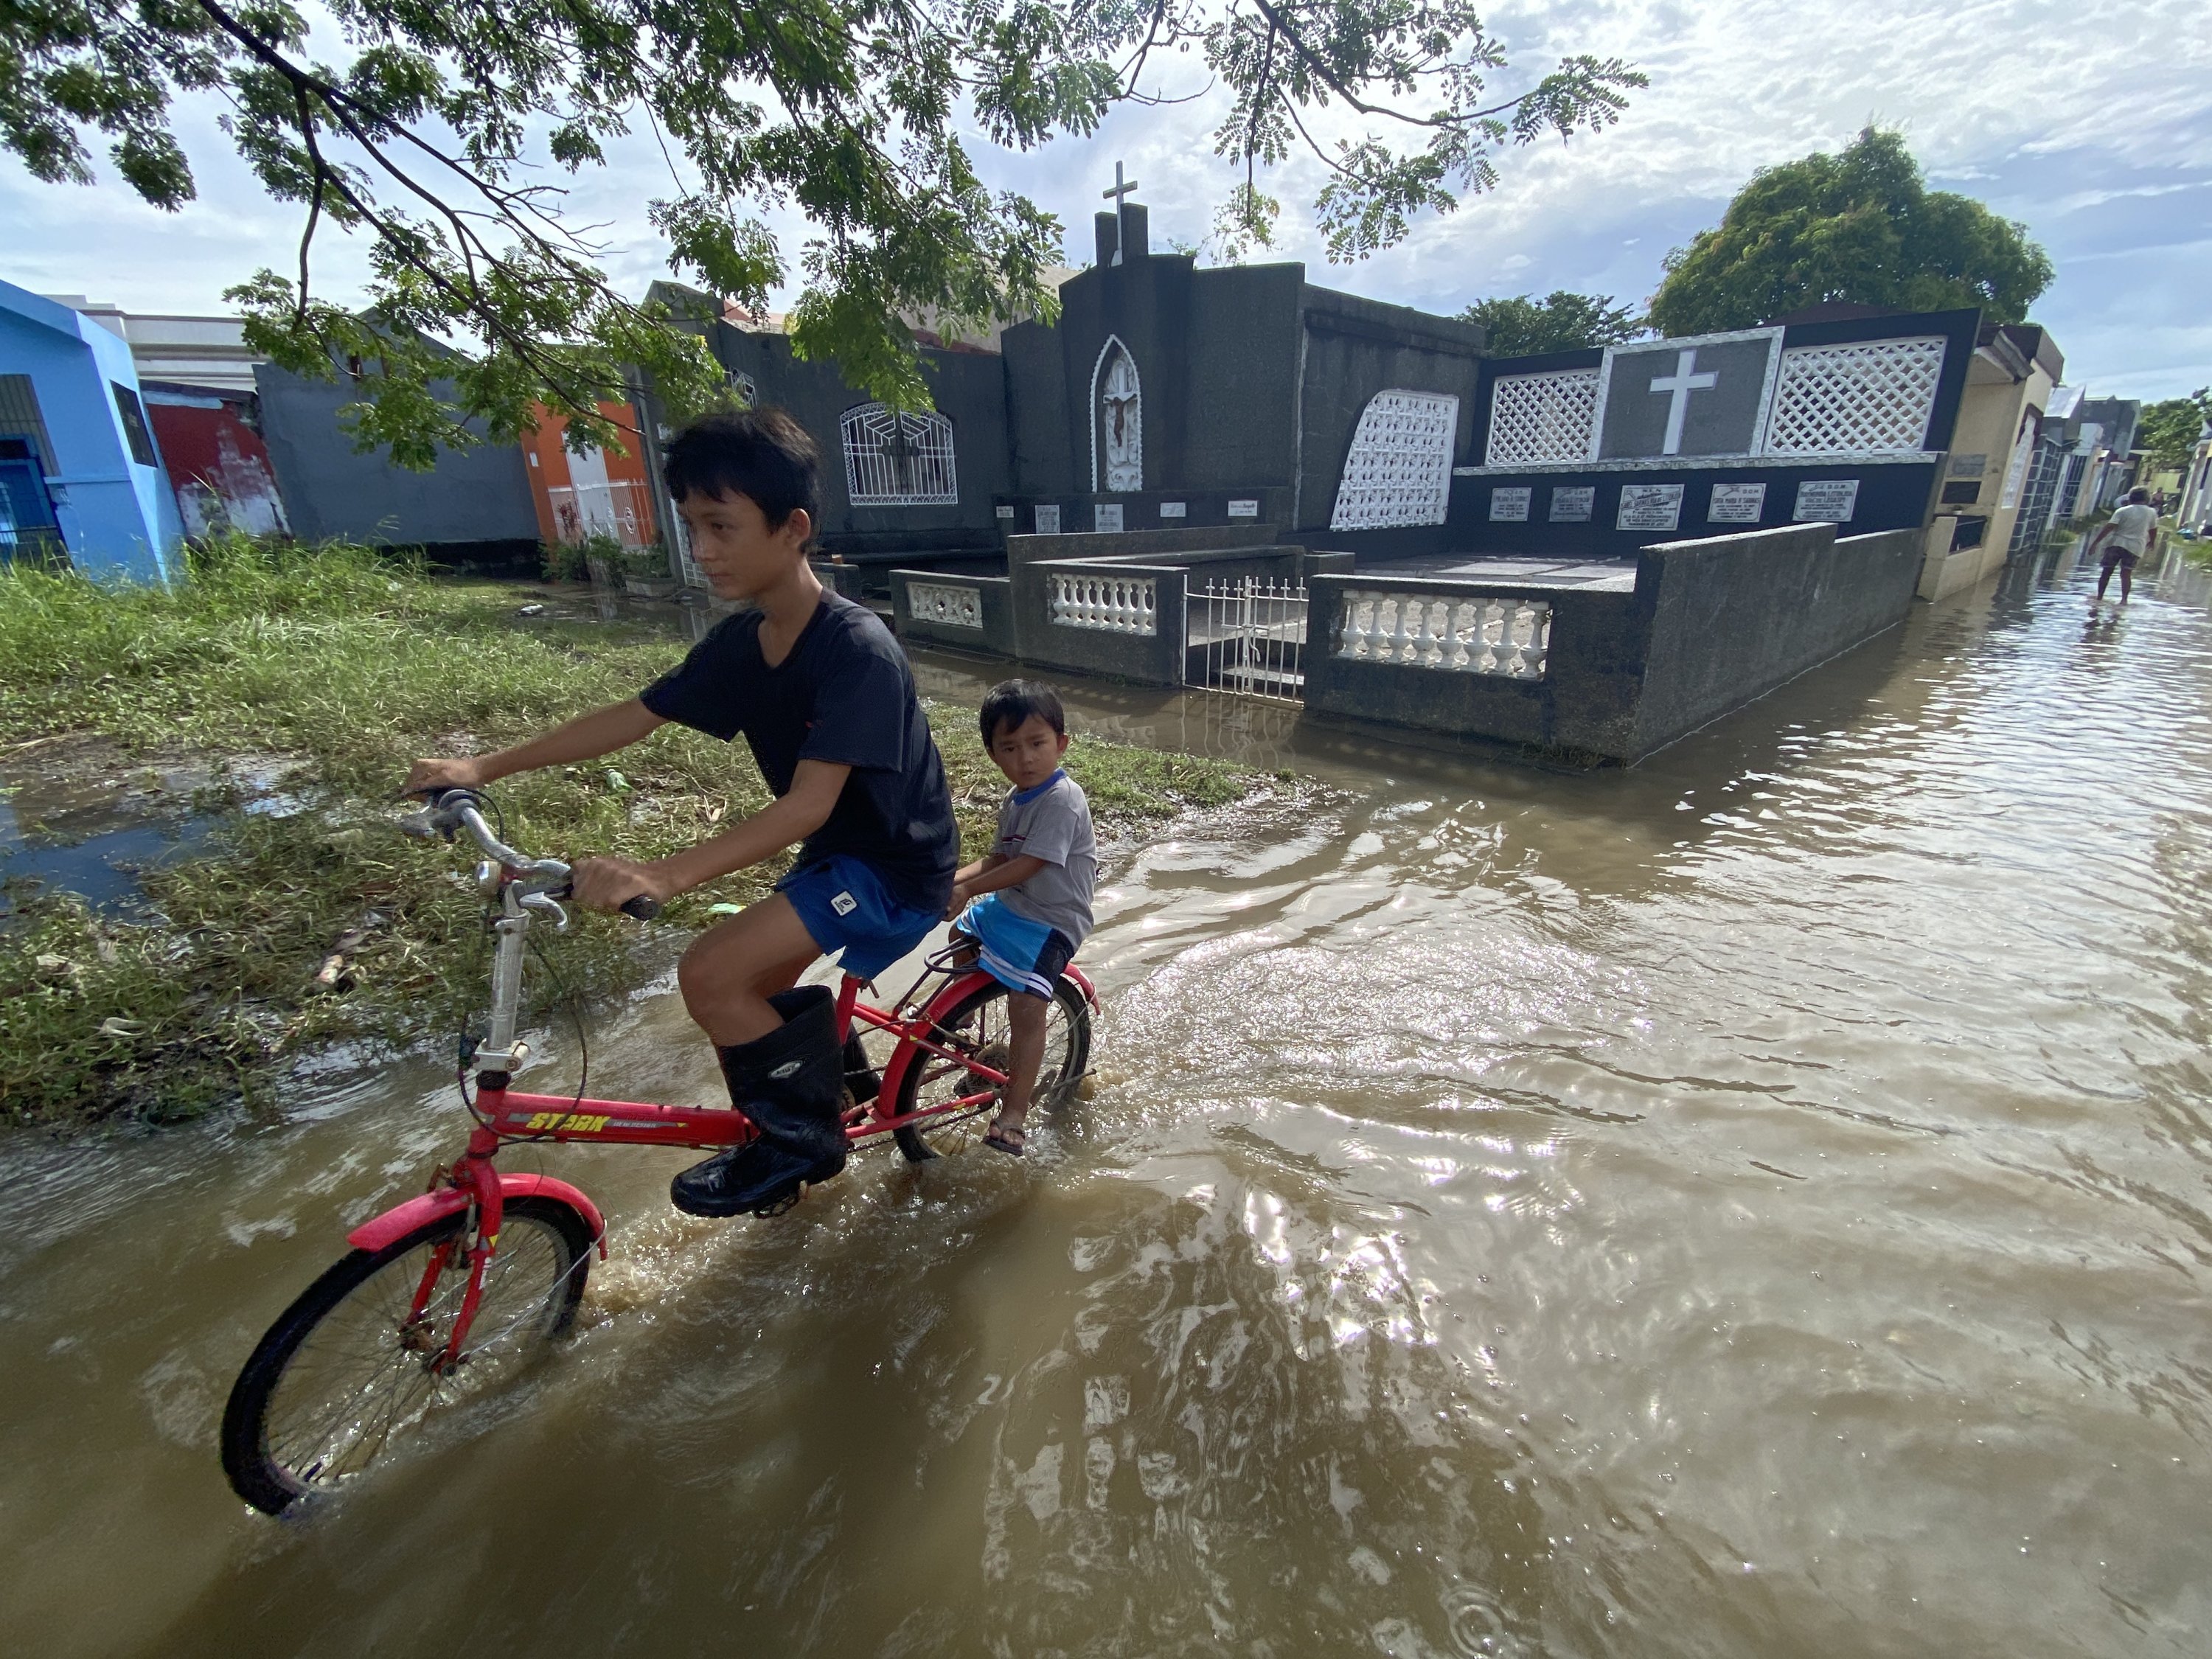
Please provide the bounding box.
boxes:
[671,986,849,1218]
[841,1032,880,1104]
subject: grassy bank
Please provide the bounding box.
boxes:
[0,537,1262,1127]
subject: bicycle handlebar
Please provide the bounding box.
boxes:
[401,790,661,921]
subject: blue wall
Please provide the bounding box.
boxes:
[0,279,184,582]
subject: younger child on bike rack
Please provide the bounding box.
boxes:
[403,408,960,1217]
[946,680,1097,1157]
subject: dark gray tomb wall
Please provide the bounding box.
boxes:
[1183,264,1304,491]
[706,327,1011,554]
[1446,463,1945,560]
[1627,524,1921,754]
[1303,574,1643,754]
[253,363,538,554]
[1295,288,1486,538]
[1003,256,1306,501]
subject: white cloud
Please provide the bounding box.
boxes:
[3,0,2207,394]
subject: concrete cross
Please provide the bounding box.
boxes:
[1102,161,1139,266]
[1649,349,1719,456]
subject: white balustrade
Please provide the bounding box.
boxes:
[908,582,984,629]
[1048,572,1158,636]
[1335,590,1551,678]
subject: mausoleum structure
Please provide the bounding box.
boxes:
[1451,307,1979,563]
[998,188,1487,559]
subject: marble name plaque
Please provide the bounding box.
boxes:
[1948,453,1988,478]
[1158,501,1187,518]
[995,504,1015,519]
[1094,503,1124,532]
[1549,485,1595,523]
[1617,482,1685,532]
[1227,498,1260,518]
[1489,487,1532,522]
[1708,482,1767,524]
[1034,504,1061,534]
[1792,480,1860,523]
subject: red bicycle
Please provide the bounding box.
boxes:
[219,790,1094,1515]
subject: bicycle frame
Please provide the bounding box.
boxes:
[349,810,1098,1367]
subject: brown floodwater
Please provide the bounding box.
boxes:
[5,538,2210,1657]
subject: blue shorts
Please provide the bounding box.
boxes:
[953,892,1076,1000]
[777,855,942,981]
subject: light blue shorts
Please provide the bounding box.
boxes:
[954,892,1076,1000]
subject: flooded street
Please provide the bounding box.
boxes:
[5,538,2211,1658]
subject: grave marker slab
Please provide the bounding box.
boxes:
[1549,485,1595,523]
[1792,480,1860,522]
[1489,487,1533,522]
[1618,482,1685,532]
[1708,482,1767,524]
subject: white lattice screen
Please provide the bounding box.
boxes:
[841,404,959,505]
[1330,390,1459,530]
[1484,369,1601,466]
[1762,338,1946,455]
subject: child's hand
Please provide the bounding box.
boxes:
[571,855,675,915]
[944,883,970,921]
[402,755,487,798]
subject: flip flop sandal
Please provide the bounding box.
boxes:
[983,1122,1026,1158]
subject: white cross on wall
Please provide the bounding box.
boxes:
[1649,349,1719,456]
[1102,161,1139,267]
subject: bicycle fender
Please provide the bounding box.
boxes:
[347,1175,608,1257]
[1062,964,1100,1010]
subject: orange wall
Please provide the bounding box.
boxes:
[520,400,658,546]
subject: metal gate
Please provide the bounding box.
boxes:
[1192,576,1307,701]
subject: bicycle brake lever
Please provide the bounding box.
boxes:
[519,891,570,932]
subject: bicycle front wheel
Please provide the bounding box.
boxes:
[891,975,1092,1162]
[220,1194,591,1514]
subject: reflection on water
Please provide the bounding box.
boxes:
[6,540,2212,1656]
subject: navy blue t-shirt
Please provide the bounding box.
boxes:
[639,594,958,911]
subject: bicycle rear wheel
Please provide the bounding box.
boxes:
[891,976,1091,1162]
[220,1194,591,1514]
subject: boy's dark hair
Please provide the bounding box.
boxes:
[663,408,821,532]
[980,678,1066,746]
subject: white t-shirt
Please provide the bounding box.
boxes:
[2105,503,2157,554]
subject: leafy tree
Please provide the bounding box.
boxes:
[1646,128,2052,338]
[2138,390,2211,474]
[1458,290,1644,355]
[3,1,1643,462]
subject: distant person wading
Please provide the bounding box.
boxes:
[2089,487,2162,605]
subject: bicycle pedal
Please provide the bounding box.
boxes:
[751,1186,804,1220]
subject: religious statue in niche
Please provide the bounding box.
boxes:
[1093,338,1142,492]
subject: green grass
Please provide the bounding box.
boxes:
[0,535,1263,1127]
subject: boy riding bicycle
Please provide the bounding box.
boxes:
[403,408,959,1218]
[946,680,1096,1157]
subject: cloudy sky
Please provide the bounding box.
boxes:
[5,0,2207,397]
